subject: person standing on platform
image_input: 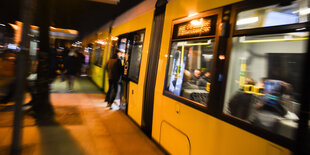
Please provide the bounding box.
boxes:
[105,49,123,108]
[64,47,80,92]
[76,49,85,76]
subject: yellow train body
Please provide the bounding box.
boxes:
[83,0,305,154]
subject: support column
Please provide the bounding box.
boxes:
[32,0,55,120]
[10,0,36,154]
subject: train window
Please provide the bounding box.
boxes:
[117,30,145,83]
[165,39,214,106]
[236,0,309,30]
[223,32,309,139]
[128,31,144,83]
[94,44,104,67]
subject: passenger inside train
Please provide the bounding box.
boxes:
[0,0,309,154]
[166,39,214,106]
[224,31,306,139]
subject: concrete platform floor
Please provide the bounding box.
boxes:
[0,93,164,155]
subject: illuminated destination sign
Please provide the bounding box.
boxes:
[177,19,211,36]
[172,15,217,40]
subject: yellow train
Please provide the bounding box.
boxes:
[83,0,310,154]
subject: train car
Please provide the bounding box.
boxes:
[85,30,109,90]
[85,0,156,125]
[84,0,310,154]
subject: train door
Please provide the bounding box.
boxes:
[117,34,130,111]
[117,30,145,113]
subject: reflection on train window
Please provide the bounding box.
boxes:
[128,31,144,83]
[223,32,309,139]
[236,0,309,30]
[94,44,103,67]
[165,39,214,106]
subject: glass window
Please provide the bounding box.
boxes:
[165,39,214,106]
[236,0,310,30]
[118,37,129,76]
[223,32,308,139]
[128,31,145,83]
[94,44,103,67]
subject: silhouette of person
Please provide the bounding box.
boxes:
[105,49,124,107]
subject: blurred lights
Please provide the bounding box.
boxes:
[111,36,118,41]
[188,12,198,17]
[293,8,310,15]
[85,47,92,53]
[190,18,203,26]
[296,27,306,31]
[219,55,225,60]
[0,24,5,26]
[236,17,259,25]
[72,41,82,47]
[95,39,107,45]
[239,36,308,43]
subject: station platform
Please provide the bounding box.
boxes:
[0,78,164,155]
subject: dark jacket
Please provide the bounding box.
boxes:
[107,58,123,81]
[228,91,256,120]
[197,75,211,87]
[64,54,80,75]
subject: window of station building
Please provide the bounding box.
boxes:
[223,31,309,140]
[236,0,310,30]
[165,39,214,106]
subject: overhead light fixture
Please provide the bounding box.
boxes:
[236,17,259,25]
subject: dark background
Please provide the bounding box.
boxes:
[0,0,143,39]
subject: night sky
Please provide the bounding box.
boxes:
[0,0,143,39]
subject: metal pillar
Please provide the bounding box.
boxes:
[10,0,36,154]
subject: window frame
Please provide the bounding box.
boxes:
[162,8,223,113]
[93,43,104,67]
[219,0,310,150]
[116,29,146,84]
[127,29,146,84]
